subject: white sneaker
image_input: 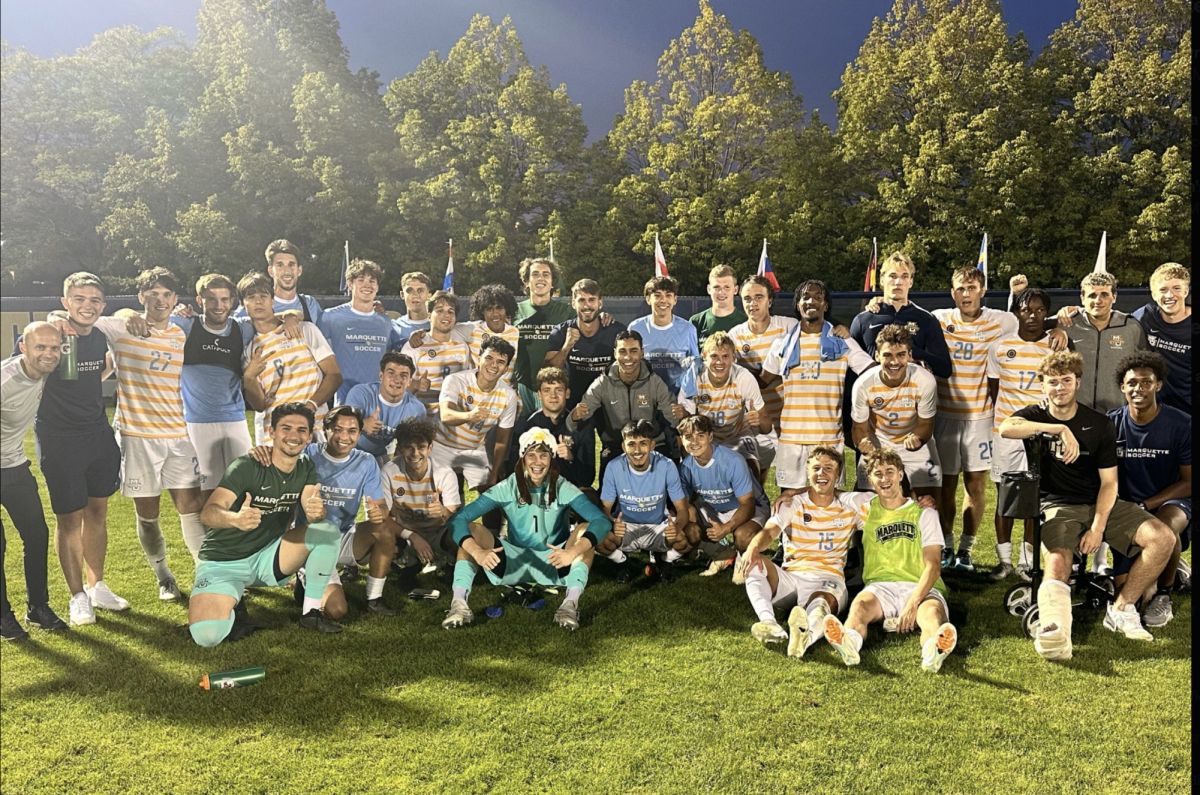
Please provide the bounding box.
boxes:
[1142,593,1173,628]
[87,581,130,611]
[159,578,181,601]
[786,606,811,658]
[920,623,957,673]
[823,614,860,667]
[441,599,474,629]
[751,620,788,644]
[68,592,96,626]
[731,555,747,586]
[699,558,733,577]
[1103,603,1153,641]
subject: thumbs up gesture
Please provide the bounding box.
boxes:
[363,405,384,436]
[613,512,627,540]
[365,497,387,524]
[556,434,574,462]
[233,494,262,530]
[743,402,760,431]
[304,484,327,521]
[415,370,432,393]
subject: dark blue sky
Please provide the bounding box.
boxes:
[1,0,1080,140]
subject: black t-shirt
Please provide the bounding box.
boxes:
[1013,402,1118,505]
[22,329,111,437]
[546,318,627,410]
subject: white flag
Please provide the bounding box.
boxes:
[654,232,668,278]
[1093,231,1107,273]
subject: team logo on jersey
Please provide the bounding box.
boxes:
[637,394,650,407]
[697,394,711,404]
[905,322,920,334]
[975,330,987,340]
[1110,335,1125,349]
[196,578,209,589]
[945,325,955,334]
[875,520,917,543]
[802,513,812,523]
[873,397,885,408]
[1115,446,1125,458]
[395,487,406,496]
[833,518,846,527]
[896,397,914,408]
[465,394,474,405]
[426,350,438,359]
[1006,349,1017,359]
[742,344,751,353]
[455,354,466,363]
[126,478,142,491]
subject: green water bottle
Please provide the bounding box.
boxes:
[58,333,78,381]
[199,666,265,690]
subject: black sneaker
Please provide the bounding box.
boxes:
[1,614,28,641]
[340,564,360,583]
[298,609,342,634]
[226,598,261,642]
[614,559,634,584]
[25,604,67,631]
[657,560,678,583]
[365,598,396,617]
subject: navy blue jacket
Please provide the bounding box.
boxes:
[849,302,952,379]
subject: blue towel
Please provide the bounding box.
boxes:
[781,321,848,374]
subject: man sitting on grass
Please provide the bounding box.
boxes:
[383,417,462,580]
[822,448,958,673]
[442,428,612,631]
[190,402,342,646]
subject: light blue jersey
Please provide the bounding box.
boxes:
[233,293,324,329]
[305,442,385,533]
[600,452,686,525]
[343,381,427,458]
[679,445,765,513]
[319,303,402,403]
[174,315,253,424]
[627,315,700,395]
[393,315,431,347]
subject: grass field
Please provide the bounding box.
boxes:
[1,421,1191,795]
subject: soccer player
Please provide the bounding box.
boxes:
[464,284,520,380]
[344,352,426,463]
[401,290,471,420]
[677,415,771,575]
[434,336,519,493]
[597,420,696,582]
[1107,352,1191,627]
[849,252,952,378]
[392,271,433,347]
[628,275,701,398]
[513,258,575,411]
[319,258,402,402]
[986,289,1059,580]
[690,264,747,345]
[1000,351,1175,660]
[241,272,342,444]
[850,324,942,499]
[1,322,68,639]
[510,368,591,490]
[35,273,125,626]
[676,332,770,479]
[759,280,873,490]
[567,330,682,485]
[383,417,462,576]
[191,402,342,646]
[233,239,324,328]
[822,448,958,673]
[442,428,613,631]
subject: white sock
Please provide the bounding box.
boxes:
[1020,541,1035,568]
[944,531,956,553]
[366,576,386,600]
[959,534,976,553]
[302,596,323,614]
[136,515,172,580]
[807,602,828,642]
[564,586,583,605]
[996,542,1013,566]
[606,549,627,563]
[1091,542,1110,571]
[452,586,469,603]
[664,548,683,563]
[845,626,864,653]
[179,512,206,564]
[743,567,776,623]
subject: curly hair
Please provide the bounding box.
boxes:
[1114,351,1169,389]
[1037,350,1084,379]
[874,324,912,351]
[470,283,518,324]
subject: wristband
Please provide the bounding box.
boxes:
[400,529,413,540]
[304,398,319,410]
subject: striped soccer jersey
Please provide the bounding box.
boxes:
[381,457,462,534]
[466,322,520,383]
[401,337,471,419]
[850,363,939,444]
[728,316,798,431]
[764,331,874,446]
[987,333,1056,433]
[678,364,764,445]
[932,307,1018,420]
[246,322,332,441]
[434,369,518,451]
[95,318,188,439]
[771,490,873,578]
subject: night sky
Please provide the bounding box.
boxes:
[1,0,1081,140]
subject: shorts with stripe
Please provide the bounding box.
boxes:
[935,415,993,476]
[772,568,848,614]
[619,520,671,553]
[774,441,847,490]
[861,581,949,626]
[119,433,200,497]
[188,420,252,492]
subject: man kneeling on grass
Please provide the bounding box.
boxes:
[190,402,342,646]
[441,428,612,631]
[822,448,958,673]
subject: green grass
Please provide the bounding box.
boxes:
[1,424,1191,795]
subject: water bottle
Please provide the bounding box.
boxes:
[58,333,78,381]
[199,666,266,690]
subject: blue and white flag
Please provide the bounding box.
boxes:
[339,240,349,295]
[976,233,987,288]
[443,239,454,292]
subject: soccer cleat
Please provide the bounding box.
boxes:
[25,604,67,632]
[159,577,181,601]
[1103,603,1153,641]
[750,620,788,644]
[1,614,28,641]
[68,592,96,626]
[442,599,474,629]
[699,557,733,577]
[225,598,260,642]
[988,561,1016,581]
[823,614,860,667]
[87,581,129,611]
[952,551,975,572]
[614,559,634,584]
[940,548,954,569]
[553,600,580,631]
[656,560,679,584]
[731,555,747,586]
[365,598,396,617]
[340,564,360,583]
[298,609,343,634]
[920,623,957,673]
[1142,593,1173,628]
[786,606,812,658]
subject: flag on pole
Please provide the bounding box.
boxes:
[862,237,878,291]
[757,238,780,291]
[338,240,349,295]
[1093,231,1107,273]
[443,239,454,292]
[549,236,566,296]
[976,233,988,289]
[654,232,669,278]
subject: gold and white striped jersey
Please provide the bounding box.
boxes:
[987,334,1056,433]
[435,369,518,451]
[95,318,187,439]
[728,316,798,431]
[464,322,520,383]
[764,332,874,446]
[402,338,471,419]
[932,307,1018,420]
[678,364,764,446]
[850,363,939,444]
[380,457,462,534]
[769,490,873,577]
[246,322,333,442]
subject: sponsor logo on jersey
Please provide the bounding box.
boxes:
[802,513,812,523]
[395,487,406,496]
[1006,349,1016,358]
[698,394,711,403]
[945,325,955,334]
[873,397,885,408]
[742,344,751,353]
[875,520,917,543]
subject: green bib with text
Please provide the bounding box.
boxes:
[862,498,947,595]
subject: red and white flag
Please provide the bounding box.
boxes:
[654,232,669,278]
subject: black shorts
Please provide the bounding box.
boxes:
[36,426,121,515]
